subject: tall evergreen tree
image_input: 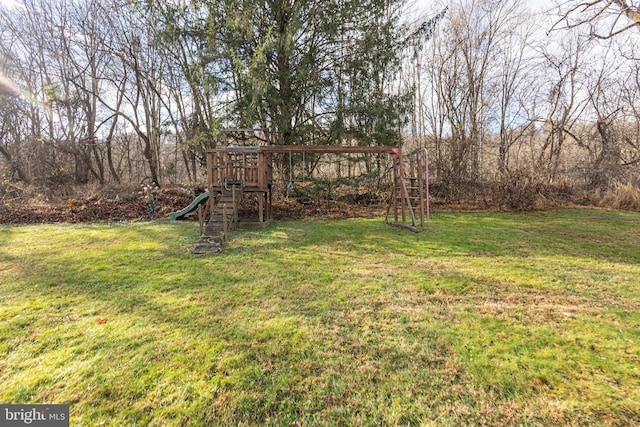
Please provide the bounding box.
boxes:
[199,0,410,146]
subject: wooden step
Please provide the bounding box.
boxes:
[193,234,223,254]
[193,242,222,254]
[203,226,225,236]
[210,214,234,221]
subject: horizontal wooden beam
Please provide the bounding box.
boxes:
[261,145,400,154]
[209,145,400,154]
[220,128,262,133]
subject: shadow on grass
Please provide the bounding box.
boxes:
[233,210,640,265]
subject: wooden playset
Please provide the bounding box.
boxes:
[183,144,429,253]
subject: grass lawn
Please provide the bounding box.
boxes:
[1,209,639,426]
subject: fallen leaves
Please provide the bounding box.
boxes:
[0,190,193,224]
[1,187,386,224]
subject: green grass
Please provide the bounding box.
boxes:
[1,209,639,426]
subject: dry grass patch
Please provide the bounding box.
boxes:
[598,182,640,211]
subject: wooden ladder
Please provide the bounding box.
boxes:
[385,150,427,232]
[193,183,243,254]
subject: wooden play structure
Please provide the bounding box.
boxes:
[192,145,429,253]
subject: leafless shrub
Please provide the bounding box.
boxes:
[494,170,543,211]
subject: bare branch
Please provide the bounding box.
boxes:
[551,0,640,39]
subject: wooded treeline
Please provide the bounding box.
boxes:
[412,0,640,205]
[1,0,640,206]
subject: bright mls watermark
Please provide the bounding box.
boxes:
[0,405,69,426]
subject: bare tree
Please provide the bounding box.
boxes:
[0,89,30,182]
[493,14,537,174]
[150,0,221,184]
[422,0,529,190]
[0,0,129,186]
[0,0,65,185]
[553,0,640,39]
[100,0,168,186]
[537,33,590,183]
[617,46,640,169]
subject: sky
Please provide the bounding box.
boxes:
[403,0,560,36]
[410,0,559,20]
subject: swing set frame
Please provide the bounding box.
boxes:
[206,144,429,231]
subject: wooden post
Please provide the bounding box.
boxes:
[398,150,405,225]
[258,152,264,190]
[209,192,215,224]
[242,152,246,184]
[417,152,425,227]
[232,185,237,228]
[393,155,399,224]
[223,205,228,240]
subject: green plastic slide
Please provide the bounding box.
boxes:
[169,191,210,220]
